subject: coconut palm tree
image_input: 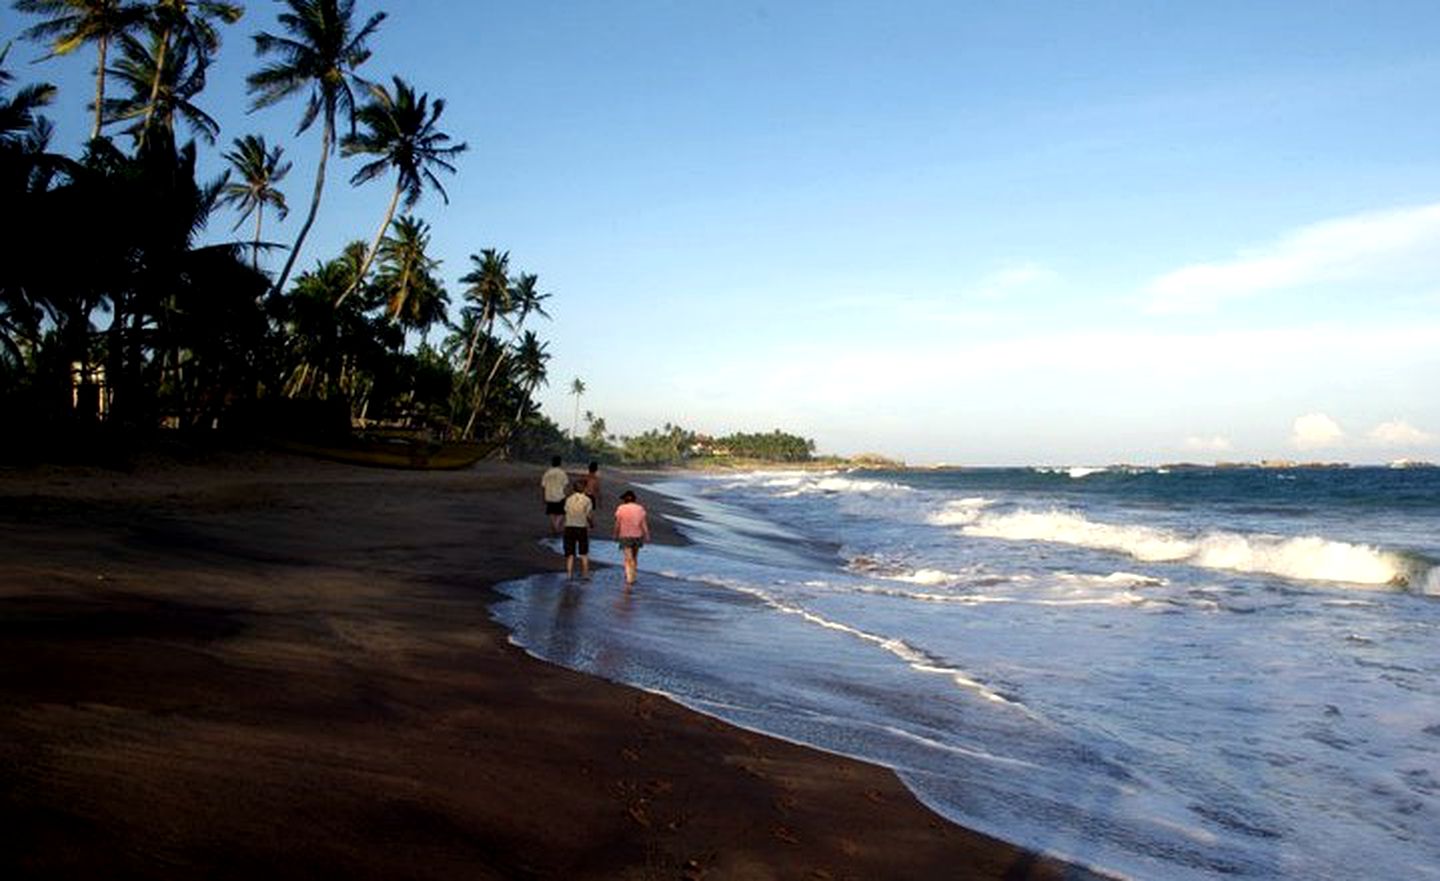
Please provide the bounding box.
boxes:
[137,0,242,147]
[0,45,58,369]
[13,0,147,140]
[374,213,446,340]
[247,0,385,297]
[569,376,585,440]
[457,248,510,374]
[219,133,290,271]
[104,22,218,145]
[510,329,549,425]
[337,76,466,306]
[503,271,550,333]
[0,43,57,141]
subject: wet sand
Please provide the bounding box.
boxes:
[0,452,1102,880]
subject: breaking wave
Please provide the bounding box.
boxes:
[958,508,1422,588]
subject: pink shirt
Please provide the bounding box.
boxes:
[614,502,650,540]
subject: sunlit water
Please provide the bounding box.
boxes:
[493,466,1440,880]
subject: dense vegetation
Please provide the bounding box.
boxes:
[568,416,818,466]
[1,0,569,460]
[1,1,828,468]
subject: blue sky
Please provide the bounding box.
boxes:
[6,1,1439,464]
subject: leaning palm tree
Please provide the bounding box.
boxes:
[247,0,385,297]
[13,0,147,140]
[374,213,447,341]
[137,0,243,147]
[219,133,290,270]
[104,22,219,145]
[337,76,466,306]
[569,376,585,440]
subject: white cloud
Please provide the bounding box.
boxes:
[1367,419,1435,447]
[1145,202,1440,313]
[1291,413,1345,450]
[1184,435,1233,453]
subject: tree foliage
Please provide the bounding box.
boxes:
[2,2,558,462]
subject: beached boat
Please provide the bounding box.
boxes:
[272,432,492,470]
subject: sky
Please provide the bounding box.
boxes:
[5,0,1440,465]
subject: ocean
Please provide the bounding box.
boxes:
[492,465,1440,880]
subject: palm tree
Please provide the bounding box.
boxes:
[337,76,466,306]
[374,213,446,340]
[504,271,550,333]
[569,376,585,440]
[510,329,549,425]
[0,44,58,369]
[247,0,385,297]
[0,43,57,141]
[457,248,510,374]
[13,0,147,140]
[137,0,243,147]
[219,133,290,270]
[104,22,218,145]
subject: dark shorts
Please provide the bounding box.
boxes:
[563,526,589,556]
[545,500,564,516]
[618,537,644,551]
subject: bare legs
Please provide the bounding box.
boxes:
[566,552,590,580]
[622,546,639,586]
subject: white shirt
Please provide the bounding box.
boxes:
[541,466,570,502]
[563,492,593,528]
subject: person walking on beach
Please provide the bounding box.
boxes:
[582,460,602,508]
[563,479,594,580]
[541,456,569,536]
[613,490,651,587]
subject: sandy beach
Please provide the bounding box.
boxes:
[1,451,1100,880]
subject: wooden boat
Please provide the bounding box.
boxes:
[272,432,492,470]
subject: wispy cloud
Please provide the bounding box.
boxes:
[1145,202,1440,314]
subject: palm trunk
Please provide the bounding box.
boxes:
[476,347,508,414]
[388,262,413,325]
[139,26,172,149]
[252,204,263,272]
[337,182,400,308]
[92,36,109,141]
[272,119,332,297]
[512,380,536,426]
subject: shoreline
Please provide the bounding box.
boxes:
[1,452,1104,879]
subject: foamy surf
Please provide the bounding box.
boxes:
[959,507,1413,587]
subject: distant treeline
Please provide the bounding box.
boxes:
[571,419,816,466]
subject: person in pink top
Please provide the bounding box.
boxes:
[612,490,651,587]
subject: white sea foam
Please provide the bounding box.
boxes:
[927,497,994,526]
[717,581,1029,709]
[962,509,1409,587]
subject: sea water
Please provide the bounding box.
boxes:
[492,466,1440,880]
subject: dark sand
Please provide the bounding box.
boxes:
[0,453,1103,880]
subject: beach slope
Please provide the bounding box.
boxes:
[0,453,1099,880]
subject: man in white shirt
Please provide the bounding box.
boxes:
[562,480,594,580]
[540,456,570,535]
